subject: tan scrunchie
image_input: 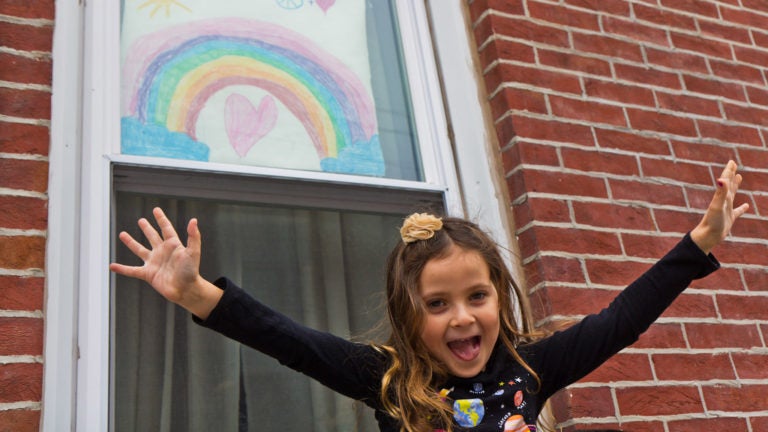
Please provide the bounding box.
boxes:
[400,213,443,244]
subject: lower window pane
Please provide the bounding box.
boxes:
[112,192,402,432]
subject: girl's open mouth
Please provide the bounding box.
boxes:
[447,336,481,361]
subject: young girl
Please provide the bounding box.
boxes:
[110,160,748,431]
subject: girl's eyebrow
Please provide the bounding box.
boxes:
[464,282,494,290]
[419,288,447,298]
[421,283,493,297]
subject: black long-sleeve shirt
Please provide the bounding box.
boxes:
[197,234,718,431]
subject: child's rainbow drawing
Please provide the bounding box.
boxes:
[121,17,384,176]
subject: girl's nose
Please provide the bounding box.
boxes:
[450,305,476,327]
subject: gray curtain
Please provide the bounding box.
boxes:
[113,195,397,431]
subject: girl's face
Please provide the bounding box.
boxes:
[418,244,500,378]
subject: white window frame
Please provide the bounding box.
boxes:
[43,1,518,431]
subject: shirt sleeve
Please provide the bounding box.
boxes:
[521,233,720,400]
[193,277,387,405]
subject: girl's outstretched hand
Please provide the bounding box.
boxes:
[109,207,222,319]
[690,160,750,255]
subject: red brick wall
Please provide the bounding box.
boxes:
[468,0,768,430]
[4,0,767,430]
[0,1,54,431]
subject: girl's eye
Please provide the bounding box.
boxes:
[426,299,446,310]
[470,292,487,302]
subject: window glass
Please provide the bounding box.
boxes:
[119,0,421,180]
[113,193,406,431]
[110,164,445,430]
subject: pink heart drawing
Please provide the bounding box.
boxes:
[224,93,278,158]
[316,0,336,14]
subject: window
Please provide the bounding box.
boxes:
[44,1,517,431]
[112,2,453,429]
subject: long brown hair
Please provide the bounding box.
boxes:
[378,216,539,431]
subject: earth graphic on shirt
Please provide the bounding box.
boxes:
[453,398,484,427]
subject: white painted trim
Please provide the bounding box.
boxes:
[425,0,522,283]
[75,0,121,431]
[108,154,447,194]
[41,1,83,430]
[395,0,463,216]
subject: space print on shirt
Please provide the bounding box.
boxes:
[437,387,485,429]
[436,375,537,431]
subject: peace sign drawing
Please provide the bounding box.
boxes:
[275,0,304,10]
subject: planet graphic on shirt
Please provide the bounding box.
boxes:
[514,390,524,407]
[453,398,484,428]
[504,414,531,432]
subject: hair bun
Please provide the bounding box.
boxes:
[400,213,443,244]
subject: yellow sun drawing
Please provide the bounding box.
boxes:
[137,0,192,18]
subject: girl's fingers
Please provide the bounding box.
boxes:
[723,160,737,179]
[716,161,736,188]
[138,217,163,249]
[714,162,749,223]
[714,161,742,204]
[734,173,743,190]
[186,218,201,257]
[729,173,744,204]
[109,262,144,280]
[734,203,750,219]
[118,230,151,261]
[153,207,180,243]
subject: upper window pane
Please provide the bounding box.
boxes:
[119,0,422,180]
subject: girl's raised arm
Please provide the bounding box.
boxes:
[690,160,750,255]
[109,207,223,319]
